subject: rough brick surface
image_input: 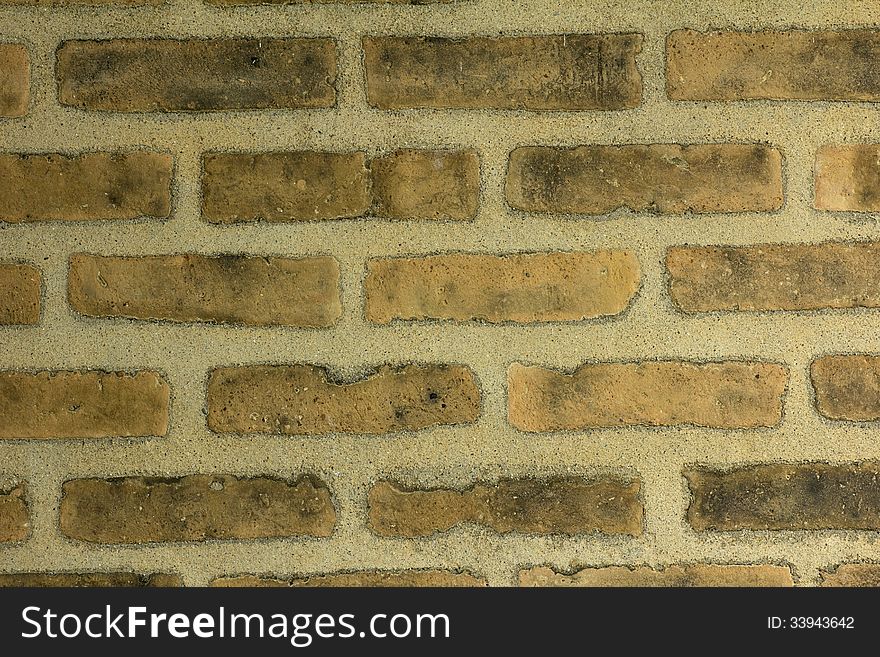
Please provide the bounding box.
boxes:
[0,264,40,325]
[60,475,335,543]
[0,485,28,542]
[211,570,486,587]
[368,478,643,536]
[208,364,480,434]
[210,0,452,4]
[364,35,643,110]
[68,254,341,326]
[365,252,640,323]
[507,144,782,214]
[508,361,787,431]
[57,39,336,111]
[820,564,880,587]
[0,573,181,587]
[0,371,169,439]
[0,44,28,117]
[815,145,880,212]
[667,29,880,101]
[811,355,880,421]
[0,152,171,222]
[667,242,880,312]
[686,463,880,531]
[519,564,793,587]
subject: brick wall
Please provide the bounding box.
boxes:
[2,0,880,587]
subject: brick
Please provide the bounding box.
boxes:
[811,355,880,421]
[211,570,486,587]
[820,564,880,587]
[365,252,640,324]
[668,29,880,101]
[368,477,643,537]
[0,264,40,325]
[364,35,642,110]
[0,485,28,542]
[68,254,341,326]
[508,361,786,431]
[686,463,880,531]
[210,0,452,4]
[370,150,479,220]
[208,364,480,434]
[815,145,880,212]
[667,242,880,312]
[506,144,782,215]
[0,152,171,223]
[0,573,181,587]
[57,39,336,112]
[0,371,169,439]
[60,475,335,543]
[0,44,28,117]
[519,564,793,587]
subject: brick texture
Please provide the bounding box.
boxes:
[508,361,787,431]
[207,364,480,434]
[68,254,341,326]
[60,475,335,543]
[0,371,169,439]
[364,35,643,110]
[507,144,782,214]
[519,564,794,587]
[368,478,643,536]
[0,44,28,117]
[0,573,181,586]
[0,264,40,325]
[820,564,880,587]
[811,355,880,421]
[0,484,28,542]
[815,145,880,212]
[686,463,880,531]
[211,570,486,587]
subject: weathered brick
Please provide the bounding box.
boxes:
[0,484,27,542]
[811,355,880,421]
[507,144,782,214]
[0,371,169,439]
[368,477,643,537]
[820,564,880,587]
[364,35,642,110]
[57,39,336,112]
[0,264,40,325]
[815,145,880,212]
[211,570,486,587]
[60,475,335,543]
[668,29,880,101]
[0,44,28,117]
[508,361,786,431]
[68,254,340,326]
[370,150,480,220]
[0,573,181,587]
[686,463,880,531]
[667,243,880,312]
[210,0,452,4]
[519,564,793,587]
[208,364,480,434]
[365,252,640,323]
[0,152,171,223]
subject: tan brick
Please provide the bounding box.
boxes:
[60,474,335,543]
[686,463,880,531]
[208,364,480,434]
[0,573,181,587]
[667,242,880,312]
[820,564,880,587]
[211,570,486,587]
[364,35,642,110]
[668,30,880,101]
[365,252,640,324]
[209,0,454,6]
[0,44,28,117]
[507,144,782,214]
[508,361,786,431]
[0,152,171,223]
[371,150,480,220]
[1,0,161,4]
[815,145,880,212]
[368,477,643,537]
[519,564,793,587]
[0,484,28,542]
[811,355,880,421]
[0,371,169,439]
[69,254,340,326]
[0,264,40,325]
[57,39,336,112]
